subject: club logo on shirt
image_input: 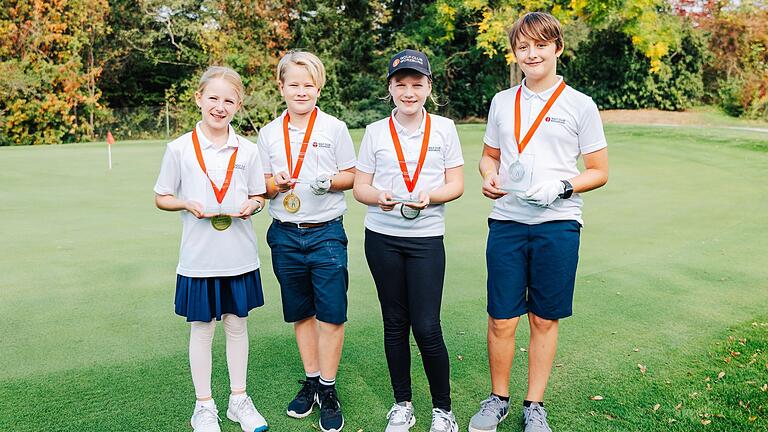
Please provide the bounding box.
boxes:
[234,163,246,170]
[545,116,567,124]
[312,141,333,149]
[428,146,442,152]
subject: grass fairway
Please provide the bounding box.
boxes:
[1,124,766,431]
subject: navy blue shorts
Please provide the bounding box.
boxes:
[175,269,265,322]
[486,219,581,320]
[266,218,349,324]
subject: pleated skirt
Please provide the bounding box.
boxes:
[174,269,264,322]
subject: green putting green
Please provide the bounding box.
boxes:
[0,123,766,431]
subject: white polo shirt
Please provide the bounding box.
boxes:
[258,108,356,223]
[154,123,266,277]
[484,77,607,225]
[357,109,465,237]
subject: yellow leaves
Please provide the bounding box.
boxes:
[590,395,604,401]
[637,364,647,374]
[653,403,660,412]
[717,371,726,380]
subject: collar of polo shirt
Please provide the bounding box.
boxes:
[390,107,427,136]
[194,122,240,149]
[521,76,565,101]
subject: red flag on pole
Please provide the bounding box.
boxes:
[107,130,115,146]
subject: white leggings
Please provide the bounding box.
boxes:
[189,314,249,399]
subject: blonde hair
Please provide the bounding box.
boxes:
[277,50,326,90]
[508,12,564,51]
[197,66,244,102]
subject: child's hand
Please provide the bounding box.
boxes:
[405,191,430,210]
[185,200,205,218]
[273,172,292,193]
[482,172,507,200]
[377,191,397,211]
[236,199,264,220]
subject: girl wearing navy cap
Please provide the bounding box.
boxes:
[353,49,464,432]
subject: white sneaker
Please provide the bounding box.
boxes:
[430,408,458,432]
[191,401,221,432]
[385,402,416,432]
[227,394,268,432]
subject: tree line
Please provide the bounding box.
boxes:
[1,0,766,145]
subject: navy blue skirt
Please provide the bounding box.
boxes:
[175,269,265,322]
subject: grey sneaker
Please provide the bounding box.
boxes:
[385,402,416,432]
[430,408,458,432]
[523,403,552,432]
[468,395,509,432]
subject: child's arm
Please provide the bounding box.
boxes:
[479,144,507,199]
[329,168,356,192]
[155,193,205,218]
[570,148,608,193]
[353,171,398,211]
[426,166,464,205]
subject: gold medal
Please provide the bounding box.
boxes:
[211,214,232,231]
[283,192,301,213]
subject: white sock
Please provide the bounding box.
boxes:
[306,370,321,379]
[319,376,336,387]
[230,393,247,404]
[196,399,216,409]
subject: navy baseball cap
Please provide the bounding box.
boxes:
[387,49,431,80]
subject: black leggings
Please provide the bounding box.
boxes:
[364,229,451,411]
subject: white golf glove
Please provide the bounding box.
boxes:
[310,174,331,195]
[518,180,564,207]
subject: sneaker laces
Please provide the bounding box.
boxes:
[295,379,316,403]
[319,387,340,414]
[526,404,548,427]
[479,396,504,416]
[431,408,454,432]
[232,395,257,418]
[194,405,220,426]
[386,403,411,423]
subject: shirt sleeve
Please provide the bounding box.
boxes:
[256,130,272,175]
[334,121,357,170]
[355,126,376,174]
[444,120,464,168]
[483,94,500,149]
[577,98,608,154]
[153,143,180,196]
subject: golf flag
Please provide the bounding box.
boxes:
[107,130,115,169]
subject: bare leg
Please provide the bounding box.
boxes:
[318,321,345,380]
[488,316,521,397]
[294,316,320,374]
[525,312,559,401]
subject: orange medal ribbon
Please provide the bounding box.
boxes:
[514,80,567,154]
[282,107,319,190]
[192,128,238,205]
[388,112,432,193]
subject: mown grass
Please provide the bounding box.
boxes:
[0,123,766,431]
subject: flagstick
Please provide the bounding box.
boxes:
[108,143,112,169]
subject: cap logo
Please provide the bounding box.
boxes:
[392,59,400,67]
[545,117,550,122]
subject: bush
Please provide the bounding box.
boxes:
[562,23,706,111]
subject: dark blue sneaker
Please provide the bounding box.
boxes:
[286,379,318,419]
[318,385,344,432]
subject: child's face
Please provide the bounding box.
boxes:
[389,73,431,116]
[514,35,563,83]
[279,64,320,116]
[195,78,241,132]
